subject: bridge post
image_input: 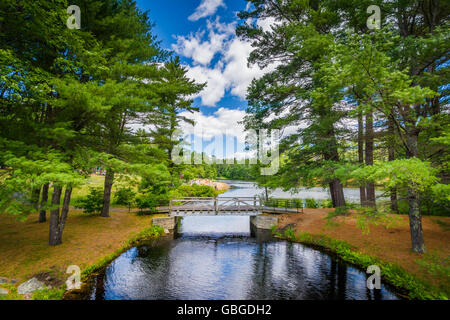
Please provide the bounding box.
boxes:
[214,197,218,214]
[169,198,172,215]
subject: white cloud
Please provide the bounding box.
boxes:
[173,18,278,107]
[178,107,247,143]
[256,16,278,32]
[185,64,229,106]
[222,37,270,98]
[177,108,252,158]
[172,18,234,66]
[188,0,226,21]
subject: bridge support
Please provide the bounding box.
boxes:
[250,215,278,241]
[152,216,177,233]
[250,215,278,230]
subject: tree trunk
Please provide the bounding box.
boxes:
[48,186,62,246]
[48,186,72,246]
[323,128,346,208]
[101,169,114,217]
[365,112,376,207]
[31,187,41,212]
[58,187,72,240]
[387,117,398,213]
[264,186,269,201]
[406,128,426,253]
[408,188,425,253]
[39,183,49,223]
[358,112,366,206]
[329,178,346,207]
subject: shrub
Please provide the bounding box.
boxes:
[169,184,220,198]
[114,187,136,211]
[135,192,168,215]
[305,198,319,208]
[32,287,65,300]
[75,187,103,215]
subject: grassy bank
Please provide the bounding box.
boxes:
[272,209,450,300]
[0,209,165,300]
[276,229,446,299]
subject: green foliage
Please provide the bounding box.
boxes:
[134,193,167,214]
[283,227,297,241]
[416,252,450,295]
[265,198,333,209]
[32,287,65,300]
[75,187,104,215]
[352,158,439,194]
[0,284,24,300]
[305,198,319,208]
[355,207,404,235]
[215,163,255,181]
[114,187,136,209]
[0,0,203,246]
[169,184,220,198]
[430,184,450,212]
[264,198,302,209]
[128,225,165,244]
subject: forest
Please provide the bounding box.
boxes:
[0,0,448,257]
[0,0,207,245]
[236,0,449,254]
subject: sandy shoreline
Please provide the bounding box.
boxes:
[190,178,230,191]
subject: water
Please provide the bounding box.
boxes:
[217,180,385,202]
[88,181,401,300]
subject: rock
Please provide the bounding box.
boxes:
[0,277,8,284]
[0,288,9,295]
[164,228,170,234]
[152,217,176,230]
[17,278,46,295]
[10,279,18,284]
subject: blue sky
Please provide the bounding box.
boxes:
[134,0,278,158]
[137,0,250,116]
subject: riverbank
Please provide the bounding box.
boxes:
[0,209,164,299]
[271,209,450,299]
[190,178,230,191]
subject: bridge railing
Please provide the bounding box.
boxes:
[169,196,261,215]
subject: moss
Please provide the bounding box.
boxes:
[0,284,25,300]
[32,286,66,300]
[277,229,448,300]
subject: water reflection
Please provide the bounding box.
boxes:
[91,216,400,300]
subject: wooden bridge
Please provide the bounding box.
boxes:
[157,197,303,216]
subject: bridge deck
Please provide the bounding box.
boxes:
[157,205,302,215]
[158,197,303,216]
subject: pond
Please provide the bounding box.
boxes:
[217,180,386,203]
[89,215,402,300]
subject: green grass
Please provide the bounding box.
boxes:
[32,287,66,300]
[0,284,25,300]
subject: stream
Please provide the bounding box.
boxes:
[88,181,401,300]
